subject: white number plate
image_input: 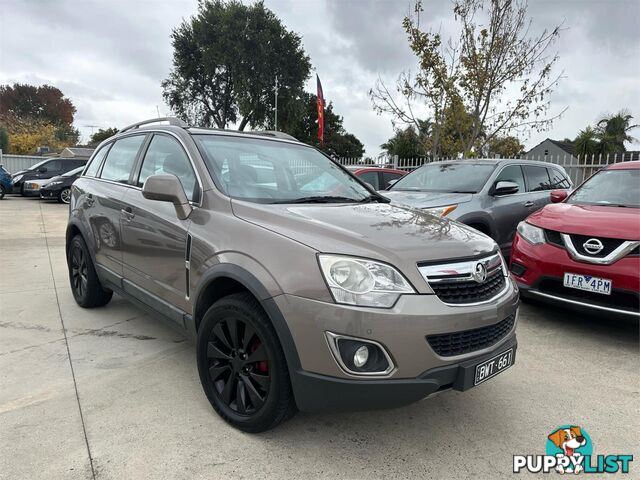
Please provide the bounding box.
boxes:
[474,349,513,386]
[563,273,612,295]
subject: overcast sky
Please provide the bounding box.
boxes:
[1,0,639,155]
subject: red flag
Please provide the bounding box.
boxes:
[316,74,325,144]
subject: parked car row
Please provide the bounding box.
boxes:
[9,157,86,195]
[1,159,87,202]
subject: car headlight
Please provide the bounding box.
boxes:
[424,204,457,217]
[12,175,23,184]
[47,181,62,187]
[318,255,415,308]
[517,221,545,245]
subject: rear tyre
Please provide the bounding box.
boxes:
[67,235,113,308]
[197,292,296,432]
[58,187,71,204]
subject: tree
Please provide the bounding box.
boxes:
[0,83,79,152]
[162,0,311,131]
[574,126,599,156]
[596,110,638,153]
[371,0,564,156]
[381,126,426,158]
[0,126,9,153]
[279,93,365,158]
[485,135,524,158]
[89,127,119,146]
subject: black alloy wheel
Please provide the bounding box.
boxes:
[70,243,88,299]
[207,317,271,415]
[197,293,295,432]
[67,235,113,308]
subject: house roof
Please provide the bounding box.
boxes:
[526,138,576,156]
[60,147,95,158]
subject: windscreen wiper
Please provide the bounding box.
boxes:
[271,196,362,204]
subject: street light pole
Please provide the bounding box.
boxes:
[274,75,278,131]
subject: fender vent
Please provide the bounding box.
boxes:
[185,233,192,298]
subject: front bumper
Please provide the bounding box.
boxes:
[292,335,517,412]
[40,187,61,199]
[511,234,640,318]
[274,277,519,411]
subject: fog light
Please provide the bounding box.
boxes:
[353,345,369,367]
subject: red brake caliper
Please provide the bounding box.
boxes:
[249,338,268,373]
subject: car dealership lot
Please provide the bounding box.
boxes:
[1,196,638,479]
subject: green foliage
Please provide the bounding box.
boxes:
[279,93,364,158]
[0,126,9,153]
[90,127,119,146]
[485,136,525,158]
[574,126,599,156]
[573,111,637,157]
[381,126,425,158]
[596,110,638,153]
[162,0,311,131]
[371,0,563,156]
[0,83,79,154]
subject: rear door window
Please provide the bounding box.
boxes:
[99,135,145,184]
[523,165,552,192]
[357,171,380,190]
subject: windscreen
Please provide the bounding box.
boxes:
[568,168,640,208]
[389,163,496,193]
[195,135,371,204]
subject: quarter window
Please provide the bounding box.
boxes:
[494,165,525,193]
[84,144,110,177]
[100,135,145,184]
[138,134,198,201]
[523,165,551,192]
[547,168,571,189]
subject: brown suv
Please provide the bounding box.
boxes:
[66,118,519,432]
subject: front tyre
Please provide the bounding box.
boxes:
[0,184,5,200]
[197,292,296,432]
[67,235,113,308]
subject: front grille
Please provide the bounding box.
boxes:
[568,234,626,258]
[427,314,515,357]
[430,269,506,304]
[538,278,639,313]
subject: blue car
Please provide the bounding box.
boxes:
[0,164,12,199]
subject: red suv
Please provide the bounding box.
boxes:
[345,166,407,190]
[510,161,640,318]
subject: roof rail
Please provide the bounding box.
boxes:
[120,117,188,133]
[251,131,298,141]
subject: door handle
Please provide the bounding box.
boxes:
[524,201,535,207]
[121,207,135,221]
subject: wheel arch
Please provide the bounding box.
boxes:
[191,264,302,373]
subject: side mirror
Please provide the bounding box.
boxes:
[386,179,399,189]
[550,189,568,203]
[38,167,47,173]
[142,174,192,220]
[493,180,519,196]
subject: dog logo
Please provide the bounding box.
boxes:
[514,425,633,475]
[471,261,487,283]
[547,426,589,474]
[582,238,604,255]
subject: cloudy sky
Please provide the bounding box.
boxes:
[1,0,639,155]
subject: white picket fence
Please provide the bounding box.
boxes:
[337,152,639,187]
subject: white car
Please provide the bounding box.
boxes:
[22,178,50,197]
